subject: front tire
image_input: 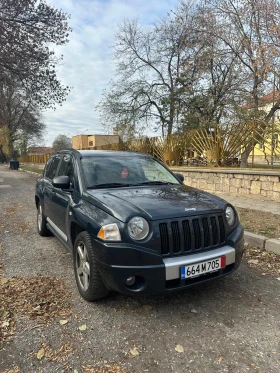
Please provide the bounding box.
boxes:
[37,201,50,236]
[73,231,109,301]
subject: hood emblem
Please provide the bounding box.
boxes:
[185,208,196,211]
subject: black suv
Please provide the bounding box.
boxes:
[35,150,244,301]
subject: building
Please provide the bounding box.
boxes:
[72,134,119,150]
[249,91,280,164]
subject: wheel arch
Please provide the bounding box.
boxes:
[70,221,85,248]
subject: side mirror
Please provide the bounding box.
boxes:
[174,173,184,183]
[52,175,70,189]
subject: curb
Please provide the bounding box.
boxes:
[18,168,42,176]
[244,231,280,256]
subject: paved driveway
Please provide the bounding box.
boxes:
[0,165,279,373]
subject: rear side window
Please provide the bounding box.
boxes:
[45,155,60,180]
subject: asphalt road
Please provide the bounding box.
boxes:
[0,165,279,373]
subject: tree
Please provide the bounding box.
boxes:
[52,134,72,152]
[0,74,45,159]
[98,3,202,137]
[194,0,280,166]
[0,0,71,109]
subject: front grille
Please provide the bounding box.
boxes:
[159,214,226,256]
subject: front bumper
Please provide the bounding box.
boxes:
[93,225,244,295]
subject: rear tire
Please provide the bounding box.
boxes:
[73,231,109,301]
[37,201,50,236]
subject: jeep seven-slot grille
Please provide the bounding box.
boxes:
[159,215,226,256]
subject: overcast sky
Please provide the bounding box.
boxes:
[43,0,179,146]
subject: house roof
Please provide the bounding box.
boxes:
[27,146,54,155]
[259,91,280,104]
[243,90,280,109]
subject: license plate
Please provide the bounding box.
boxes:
[181,256,226,279]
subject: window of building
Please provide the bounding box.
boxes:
[272,133,278,149]
[259,143,265,151]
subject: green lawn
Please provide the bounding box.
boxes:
[20,165,44,175]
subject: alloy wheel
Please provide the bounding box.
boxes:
[76,241,90,291]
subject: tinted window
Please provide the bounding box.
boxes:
[81,156,180,188]
[46,155,60,180]
[57,155,75,186]
[44,157,53,177]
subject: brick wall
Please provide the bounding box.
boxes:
[171,168,280,201]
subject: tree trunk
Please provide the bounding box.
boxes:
[240,145,252,168]
[7,132,17,160]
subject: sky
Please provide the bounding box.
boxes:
[43,0,180,146]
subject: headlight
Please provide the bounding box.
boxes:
[225,206,235,226]
[97,223,121,241]
[128,217,149,240]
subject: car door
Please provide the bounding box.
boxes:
[47,154,77,243]
[44,154,62,222]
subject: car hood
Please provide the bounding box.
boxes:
[85,184,227,222]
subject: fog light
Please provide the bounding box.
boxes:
[126,276,136,286]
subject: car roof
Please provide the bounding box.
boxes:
[76,150,150,158]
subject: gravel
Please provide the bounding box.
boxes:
[0,165,279,373]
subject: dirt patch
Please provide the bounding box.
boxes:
[0,276,72,344]
[244,245,280,276]
[237,207,280,239]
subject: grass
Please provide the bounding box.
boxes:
[237,207,280,239]
[20,164,44,174]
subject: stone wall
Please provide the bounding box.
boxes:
[171,168,280,201]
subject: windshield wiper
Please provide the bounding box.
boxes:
[135,181,178,186]
[87,183,133,189]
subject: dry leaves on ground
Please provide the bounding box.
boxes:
[82,364,130,373]
[0,366,20,373]
[0,276,72,343]
[3,205,20,218]
[36,342,74,363]
[244,245,280,275]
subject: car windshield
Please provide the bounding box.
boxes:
[81,155,180,189]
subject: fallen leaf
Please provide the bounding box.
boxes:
[59,319,69,325]
[37,348,45,360]
[79,324,87,331]
[74,370,79,373]
[175,344,184,353]
[248,259,259,264]
[191,309,197,314]
[1,321,9,327]
[277,278,280,281]
[1,278,9,285]
[130,347,139,356]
